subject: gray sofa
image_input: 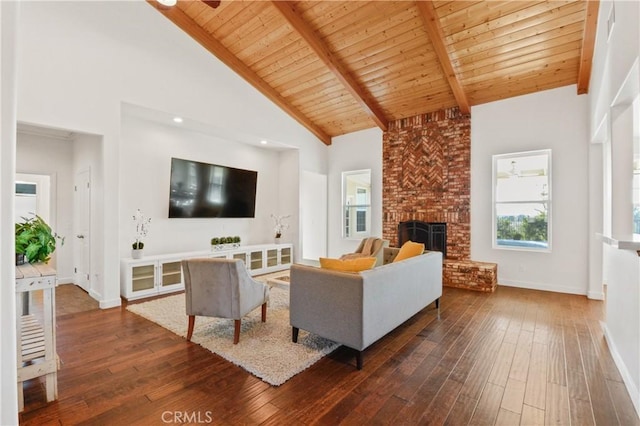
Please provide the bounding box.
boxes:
[289,249,442,369]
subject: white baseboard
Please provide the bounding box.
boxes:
[587,290,605,300]
[601,321,640,416]
[499,279,587,296]
[99,297,121,309]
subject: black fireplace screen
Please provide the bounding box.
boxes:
[398,221,447,258]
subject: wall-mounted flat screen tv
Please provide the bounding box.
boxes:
[169,157,257,218]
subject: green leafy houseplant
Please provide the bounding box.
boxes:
[15,215,64,264]
[211,236,241,250]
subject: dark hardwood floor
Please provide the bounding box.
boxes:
[19,284,639,425]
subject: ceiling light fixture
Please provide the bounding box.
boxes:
[157,0,177,6]
[260,140,268,145]
[173,117,183,123]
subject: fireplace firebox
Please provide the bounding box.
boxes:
[398,221,447,259]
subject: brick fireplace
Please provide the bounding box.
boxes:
[383,107,497,292]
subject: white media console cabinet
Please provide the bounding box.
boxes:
[120,243,292,301]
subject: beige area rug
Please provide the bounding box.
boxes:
[126,276,338,386]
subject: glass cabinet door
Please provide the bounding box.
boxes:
[233,253,247,264]
[266,249,278,267]
[280,247,291,265]
[131,264,155,292]
[161,261,182,287]
[249,250,263,271]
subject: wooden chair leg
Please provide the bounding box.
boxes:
[356,351,363,370]
[233,319,241,344]
[261,302,267,322]
[292,327,299,343]
[187,315,195,341]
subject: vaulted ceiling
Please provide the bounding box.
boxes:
[148,0,598,145]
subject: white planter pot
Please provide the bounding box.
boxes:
[132,249,144,259]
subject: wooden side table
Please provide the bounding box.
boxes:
[15,263,58,412]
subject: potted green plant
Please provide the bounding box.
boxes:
[15,215,64,265]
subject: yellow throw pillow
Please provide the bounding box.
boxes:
[319,256,377,272]
[393,241,425,262]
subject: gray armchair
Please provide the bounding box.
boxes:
[181,258,270,344]
[340,237,389,266]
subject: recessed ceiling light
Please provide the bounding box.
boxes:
[173,117,183,123]
[158,0,177,6]
[260,140,268,145]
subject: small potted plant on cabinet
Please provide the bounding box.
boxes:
[271,214,290,244]
[132,209,151,259]
[15,215,64,265]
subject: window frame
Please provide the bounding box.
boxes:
[492,149,552,252]
[342,169,372,239]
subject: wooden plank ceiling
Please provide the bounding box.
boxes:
[148,0,598,145]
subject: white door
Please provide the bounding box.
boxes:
[74,169,91,292]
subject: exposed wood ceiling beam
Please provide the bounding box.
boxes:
[416,1,471,114]
[577,0,599,95]
[146,1,332,145]
[272,1,389,131]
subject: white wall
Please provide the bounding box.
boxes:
[15,0,328,309]
[0,2,19,423]
[589,0,640,414]
[471,85,589,295]
[120,114,286,257]
[327,127,383,258]
[300,170,328,261]
[278,149,300,258]
[16,132,74,282]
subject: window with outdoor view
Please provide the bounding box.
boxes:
[342,170,371,238]
[493,150,551,251]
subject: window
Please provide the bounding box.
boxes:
[493,150,551,251]
[343,170,371,238]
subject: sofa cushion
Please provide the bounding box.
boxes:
[393,241,425,262]
[319,256,377,272]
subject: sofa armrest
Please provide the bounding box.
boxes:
[289,264,366,349]
[359,251,442,349]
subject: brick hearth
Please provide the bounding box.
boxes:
[383,107,497,292]
[444,260,497,292]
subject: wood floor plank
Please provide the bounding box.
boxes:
[509,329,534,382]
[576,325,621,425]
[468,382,504,425]
[607,379,640,426]
[545,382,570,425]
[569,396,596,426]
[495,408,521,425]
[501,378,526,414]
[18,285,640,426]
[488,341,516,387]
[566,367,590,402]
[443,394,478,426]
[521,403,545,425]
[419,378,463,424]
[523,342,548,410]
